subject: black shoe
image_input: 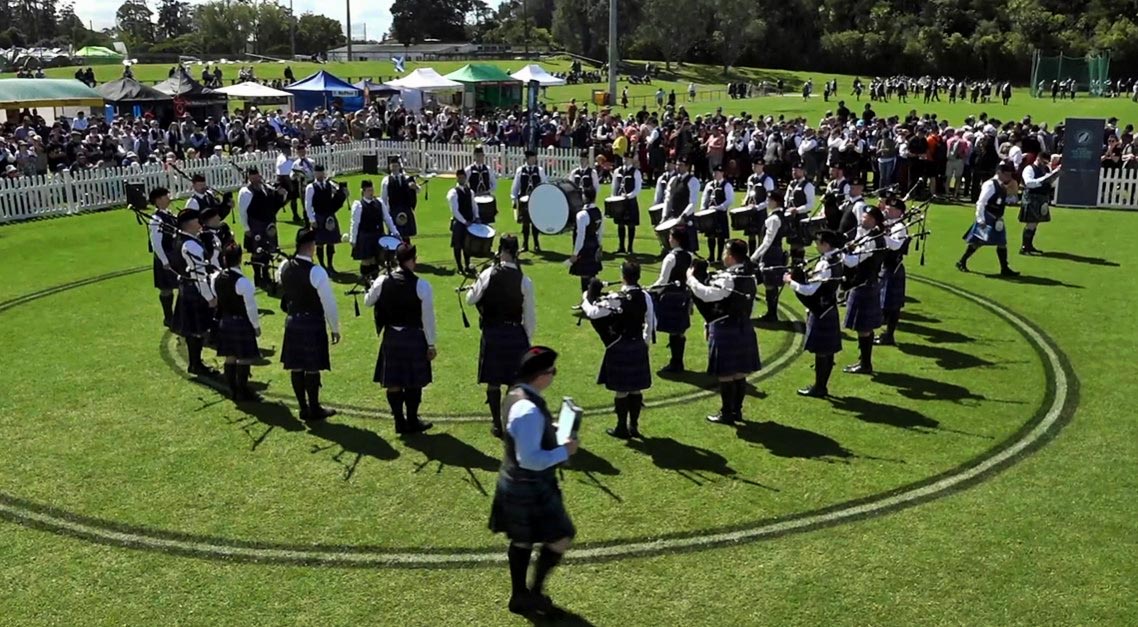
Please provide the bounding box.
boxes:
[955,261,969,272]
[520,246,530,253]
[1000,267,1020,277]
[607,427,630,439]
[759,312,779,322]
[406,420,433,434]
[306,406,336,422]
[843,362,873,375]
[508,593,537,616]
[239,388,264,403]
[529,593,555,615]
[706,413,736,425]
[490,425,503,439]
[1027,246,1044,255]
[616,247,626,254]
[659,362,684,374]
[628,427,643,439]
[188,363,220,378]
[533,245,542,252]
[874,334,896,346]
[1018,247,1030,256]
[797,385,827,397]
[299,407,312,422]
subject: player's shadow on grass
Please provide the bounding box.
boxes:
[895,321,973,344]
[525,607,598,627]
[984,273,1084,289]
[562,446,622,502]
[753,317,802,333]
[901,311,941,324]
[873,371,986,404]
[402,432,500,496]
[1039,251,1120,267]
[307,421,400,481]
[828,396,939,432]
[412,262,457,277]
[656,368,716,390]
[327,269,359,285]
[627,436,776,491]
[734,421,854,463]
[225,401,305,451]
[897,342,996,370]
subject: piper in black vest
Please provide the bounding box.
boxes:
[749,190,790,322]
[876,196,911,346]
[468,235,536,438]
[448,168,480,274]
[200,206,234,257]
[570,150,600,206]
[466,145,498,195]
[837,178,869,237]
[743,159,775,253]
[511,150,547,252]
[785,230,845,397]
[172,209,220,377]
[1019,152,1062,255]
[688,240,761,425]
[381,156,417,243]
[148,187,180,328]
[237,167,287,291]
[957,162,1019,276]
[701,165,735,262]
[364,244,436,435]
[278,228,342,422]
[185,173,233,221]
[581,262,655,439]
[650,226,693,372]
[841,207,887,374]
[349,180,398,281]
[611,157,642,253]
[569,194,605,292]
[211,243,263,401]
[304,164,349,273]
[653,157,677,206]
[488,347,579,617]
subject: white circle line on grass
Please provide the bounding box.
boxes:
[0,274,1073,567]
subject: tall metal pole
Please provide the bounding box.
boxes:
[290,0,296,59]
[345,0,353,61]
[523,0,530,57]
[607,0,617,104]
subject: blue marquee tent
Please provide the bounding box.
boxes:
[285,70,363,112]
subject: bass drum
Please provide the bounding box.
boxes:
[529,179,584,235]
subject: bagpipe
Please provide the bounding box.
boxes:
[129,204,219,283]
[228,160,290,203]
[453,254,501,329]
[570,278,627,346]
[167,162,234,222]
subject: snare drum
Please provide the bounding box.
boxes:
[799,216,828,243]
[378,235,402,267]
[475,195,497,224]
[604,195,628,221]
[693,209,719,235]
[529,180,584,235]
[730,206,767,235]
[465,223,496,258]
[648,202,665,226]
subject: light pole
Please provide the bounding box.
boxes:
[290,0,296,59]
[608,0,617,103]
[346,0,353,61]
[523,0,530,57]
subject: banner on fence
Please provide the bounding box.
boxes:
[1057,117,1105,207]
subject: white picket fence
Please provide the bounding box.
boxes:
[1095,167,1138,210]
[0,140,584,224]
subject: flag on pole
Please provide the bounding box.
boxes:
[392,56,406,73]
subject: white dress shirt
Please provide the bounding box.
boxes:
[653,248,685,287]
[612,168,642,199]
[276,255,340,334]
[447,185,478,226]
[363,273,437,345]
[572,207,605,255]
[702,181,735,212]
[975,179,1000,223]
[464,163,498,193]
[466,261,537,341]
[274,153,294,176]
[687,264,747,312]
[510,166,547,200]
[182,239,217,300]
[149,210,173,266]
[676,174,702,217]
[843,227,882,268]
[304,178,335,223]
[654,172,673,204]
[750,211,785,264]
[884,219,909,251]
[789,253,837,297]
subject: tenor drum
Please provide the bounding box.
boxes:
[799,216,828,243]
[693,209,719,235]
[730,206,767,235]
[465,223,496,258]
[528,180,584,235]
[604,195,628,221]
[648,202,665,226]
[378,235,402,267]
[655,216,682,249]
[475,195,498,224]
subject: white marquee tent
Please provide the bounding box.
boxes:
[215,81,294,100]
[509,64,567,86]
[385,69,463,91]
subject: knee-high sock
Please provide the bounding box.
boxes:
[719,381,735,416]
[669,335,686,368]
[304,372,322,411]
[733,379,746,416]
[405,387,423,423]
[579,276,591,292]
[765,289,780,318]
[290,371,307,409]
[884,310,900,338]
[627,227,636,252]
[858,335,874,369]
[618,225,627,250]
[159,293,174,321]
[522,225,530,249]
[508,544,532,596]
[186,336,204,369]
[628,393,643,430]
[224,363,238,396]
[531,546,564,594]
[237,364,252,392]
[325,245,335,268]
[814,353,832,390]
[747,234,757,254]
[316,246,325,267]
[530,226,540,249]
[614,396,629,431]
[386,389,406,428]
[1022,227,1035,249]
[453,246,464,269]
[996,246,1011,269]
[960,245,978,264]
[487,387,502,431]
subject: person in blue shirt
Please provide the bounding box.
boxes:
[488,346,580,617]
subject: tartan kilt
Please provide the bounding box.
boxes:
[760,248,788,288]
[489,471,576,544]
[805,307,842,355]
[352,230,383,260]
[214,315,260,360]
[614,197,641,226]
[707,318,761,376]
[277,175,298,201]
[962,213,1007,247]
[281,313,331,371]
[391,206,418,237]
[569,244,602,277]
[314,214,341,245]
[844,283,883,331]
[1018,194,1052,223]
[880,263,907,312]
[172,282,213,337]
[711,211,730,238]
[650,288,691,334]
[243,221,278,255]
[152,255,179,291]
[450,220,468,250]
[478,324,530,386]
[374,326,432,388]
[598,338,652,392]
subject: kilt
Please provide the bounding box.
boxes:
[489,471,576,544]
[374,326,432,388]
[352,230,383,260]
[277,175,298,201]
[805,307,842,355]
[844,283,883,331]
[243,220,278,256]
[760,248,788,288]
[391,206,418,237]
[1018,193,1052,223]
[880,263,907,312]
[963,212,1007,247]
[598,338,652,392]
[281,313,331,371]
[449,220,468,250]
[152,255,179,291]
[478,324,530,386]
[214,315,260,360]
[314,214,341,245]
[172,282,213,338]
[684,220,700,253]
[711,211,729,238]
[614,197,641,226]
[650,288,691,334]
[569,244,602,277]
[707,317,761,376]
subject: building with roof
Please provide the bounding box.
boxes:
[325,42,485,62]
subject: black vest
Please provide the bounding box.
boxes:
[615,166,637,195]
[746,174,770,204]
[666,174,695,218]
[706,180,727,208]
[358,198,385,234]
[612,288,648,339]
[374,269,422,332]
[848,233,887,288]
[788,178,810,208]
[468,163,492,193]
[280,258,323,316]
[311,181,341,217]
[882,225,910,271]
[192,192,219,210]
[768,209,788,250]
[985,178,1008,218]
[1026,164,1052,197]
[501,385,559,478]
[794,257,843,315]
[246,185,278,224]
[572,167,597,202]
[838,198,864,235]
[574,206,603,248]
[722,265,757,319]
[387,174,415,209]
[214,269,247,318]
[453,186,475,223]
[478,264,524,327]
[518,165,541,195]
[666,249,692,283]
[153,210,178,257]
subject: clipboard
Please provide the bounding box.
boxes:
[556,397,583,444]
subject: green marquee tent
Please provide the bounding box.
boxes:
[0,79,105,108]
[72,46,124,65]
[443,64,521,110]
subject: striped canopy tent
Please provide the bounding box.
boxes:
[443,64,522,110]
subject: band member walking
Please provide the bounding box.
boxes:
[688,239,760,425]
[467,235,537,438]
[785,163,817,265]
[349,180,399,281]
[841,207,887,374]
[785,231,845,397]
[148,187,180,328]
[570,149,600,206]
[957,162,1019,276]
[580,262,655,439]
[278,228,341,422]
[466,146,498,199]
[1019,152,1062,255]
[511,150,547,252]
[448,168,480,274]
[172,209,219,377]
[274,142,300,222]
[611,154,642,254]
[749,190,790,322]
[569,188,604,292]
[651,225,693,372]
[742,159,775,253]
[488,347,579,617]
[364,244,436,435]
[381,156,417,243]
[876,196,910,346]
[237,167,286,291]
[701,165,734,262]
[304,165,348,273]
[211,242,263,401]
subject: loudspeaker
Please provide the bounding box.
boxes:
[362,153,379,175]
[124,181,147,211]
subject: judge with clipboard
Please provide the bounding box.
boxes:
[488,346,580,618]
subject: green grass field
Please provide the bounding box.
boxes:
[1,77,1137,626]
